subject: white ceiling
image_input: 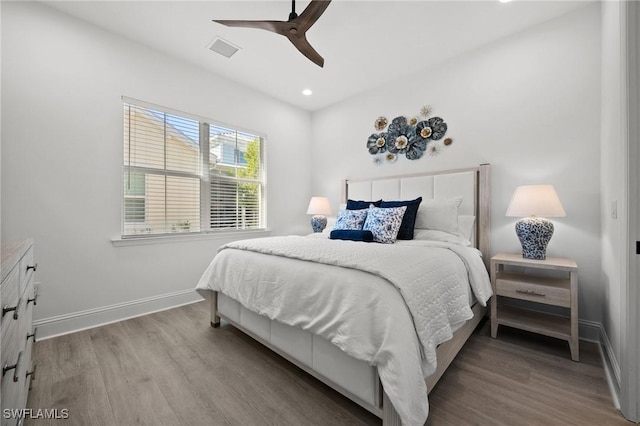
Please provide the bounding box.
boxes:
[44,0,591,112]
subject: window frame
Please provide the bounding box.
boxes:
[122,97,266,238]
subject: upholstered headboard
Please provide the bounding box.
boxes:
[342,164,491,269]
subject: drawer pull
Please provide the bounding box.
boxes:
[515,289,546,297]
[27,293,38,306]
[26,263,38,272]
[26,363,37,381]
[27,363,37,390]
[2,297,22,320]
[27,327,38,343]
[3,351,23,382]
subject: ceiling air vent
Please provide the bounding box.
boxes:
[208,37,241,58]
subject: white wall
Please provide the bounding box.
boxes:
[0,0,3,246]
[1,1,312,334]
[311,5,603,324]
[600,0,624,391]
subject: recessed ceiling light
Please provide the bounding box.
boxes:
[499,0,512,3]
[302,89,313,96]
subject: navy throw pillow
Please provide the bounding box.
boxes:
[329,229,375,242]
[380,197,423,240]
[346,199,382,210]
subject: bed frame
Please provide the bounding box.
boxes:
[208,164,491,425]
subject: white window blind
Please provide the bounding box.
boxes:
[209,125,263,230]
[122,100,265,237]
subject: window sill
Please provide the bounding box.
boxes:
[111,229,272,247]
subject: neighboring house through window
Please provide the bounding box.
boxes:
[122,98,265,237]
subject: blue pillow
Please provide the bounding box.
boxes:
[363,206,407,244]
[329,230,374,242]
[333,209,368,230]
[346,199,382,210]
[380,197,423,240]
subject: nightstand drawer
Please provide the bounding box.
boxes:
[496,272,570,307]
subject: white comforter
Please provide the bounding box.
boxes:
[196,235,492,426]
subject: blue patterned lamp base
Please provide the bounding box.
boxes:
[310,215,328,233]
[515,217,554,260]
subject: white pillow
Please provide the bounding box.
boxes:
[322,216,338,234]
[414,196,463,234]
[413,229,472,246]
[363,206,407,244]
[457,215,476,241]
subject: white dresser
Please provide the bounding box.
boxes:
[1,240,37,426]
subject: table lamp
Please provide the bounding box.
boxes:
[306,197,332,232]
[506,184,566,260]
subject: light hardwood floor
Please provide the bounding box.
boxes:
[26,301,630,426]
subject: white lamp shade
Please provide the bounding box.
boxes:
[506,185,566,218]
[306,197,332,215]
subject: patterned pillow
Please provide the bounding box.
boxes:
[333,209,368,230]
[363,206,407,243]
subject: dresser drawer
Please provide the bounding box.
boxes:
[496,272,570,307]
[1,326,23,423]
[18,246,35,296]
[1,319,20,373]
[19,280,35,343]
[17,333,35,412]
[1,268,22,339]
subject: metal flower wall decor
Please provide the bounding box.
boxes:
[367,105,452,165]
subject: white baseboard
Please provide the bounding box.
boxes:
[578,319,621,410]
[578,318,601,343]
[598,323,622,410]
[33,289,203,340]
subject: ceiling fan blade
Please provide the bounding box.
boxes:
[213,19,286,35]
[287,33,325,67]
[213,1,331,67]
[296,0,332,33]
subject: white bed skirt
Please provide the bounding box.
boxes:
[217,293,383,416]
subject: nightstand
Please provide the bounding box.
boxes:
[490,253,579,361]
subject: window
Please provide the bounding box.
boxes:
[124,173,146,223]
[122,99,265,237]
[209,125,262,230]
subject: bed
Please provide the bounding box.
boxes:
[196,164,491,426]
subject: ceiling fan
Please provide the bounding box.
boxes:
[213,0,332,67]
